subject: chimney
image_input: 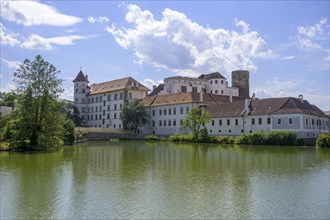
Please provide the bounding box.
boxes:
[153,85,156,90]
[229,92,233,103]
[86,75,88,81]
[200,90,203,103]
[298,94,303,103]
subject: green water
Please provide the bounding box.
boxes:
[1,141,329,219]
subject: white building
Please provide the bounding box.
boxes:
[151,72,243,97]
[73,70,149,128]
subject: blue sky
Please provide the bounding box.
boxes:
[1,0,329,110]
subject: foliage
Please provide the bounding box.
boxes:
[265,131,297,146]
[0,92,18,108]
[11,55,66,151]
[63,119,75,145]
[121,100,149,133]
[168,134,194,142]
[145,135,159,141]
[60,99,83,126]
[316,133,330,148]
[182,107,211,142]
[246,131,266,145]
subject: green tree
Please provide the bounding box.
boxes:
[121,100,148,133]
[60,99,83,126]
[0,92,18,108]
[12,55,65,150]
[182,107,211,142]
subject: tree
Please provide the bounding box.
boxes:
[182,107,211,142]
[12,55,65,150]
[60,99,83,126]
[0,92,18,108]
[121,100,148,133]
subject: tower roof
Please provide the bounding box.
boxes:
[73,70,89,82]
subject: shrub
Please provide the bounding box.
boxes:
[246,131,266,145]
[266,131,297,146]
[316,133,330,148]
[145,135,159,141]
[235,135,249,144]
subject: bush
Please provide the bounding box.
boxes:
[235,135,249,144]
[266,131,297,146]
[145,135,159,141]
[316,133,330,148]
[246,131,266,145]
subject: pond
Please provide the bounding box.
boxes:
[1,141,329,219]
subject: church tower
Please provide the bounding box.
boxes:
[73,70,89,124]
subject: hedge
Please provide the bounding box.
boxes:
[316,133,330,148]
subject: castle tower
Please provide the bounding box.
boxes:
[231,70,249,98]
[73,70,89,124]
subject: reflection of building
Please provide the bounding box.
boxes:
[73,70,149,128]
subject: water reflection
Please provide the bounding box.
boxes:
[0,142,329,219]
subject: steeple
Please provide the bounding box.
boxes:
[73,70,89,83]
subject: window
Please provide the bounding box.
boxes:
[278,118,282,125]
[235,119,238,125]
[192,87,197,93]
[221,80,224,84]
[159,109,162,116]
[103,110,105,116]
[75,98,78,103]
[289,118,293,125]
[227,119,230,125]
[219,130,221,133]
[119,124,121,129]
[212,120,214,126]
[114,113,117,119]
[210,80,213,84]
[159,120,162,126]
[306,118,308,125]
[215,90,218,94]
[267,117,271,124]
[76,89,78,93]
[252,118,255,125]
[91,107,94,112]
[164,109,167,115]
[107,114,109,119]
[229,129,231,133]
[312,119,315,125]
[114,104,117,110]
[120,104,122,110]
[92,97,94,103]
[215,80,218,84]
[100,96,102,102]
[181,86,187,93]
[82,115,85,120]
[210,130,213,133]
[129,92,132,99]
[173,108,176,115]
[114,94,118,100]
[219,119,222,126]
[152,121,155,127]
[186,107,190,114]
[180,119,183,125]
[96,97,99,102]
[169,108,171,115]
[88,98,90,103]
[120,93,123,99]
[258,118,262,125]
[164,120,167,126]
[152,110,155,116]
[82,89,85,93]
[180,107,184,114]
[168,120,171,126]
[113,124,116,128]
[107,95,111,101]
[102,119,105,125]
[173,119,176,126]
[91,115,93,120]
[107,105,110,111]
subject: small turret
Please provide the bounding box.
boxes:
[73,70,89,125]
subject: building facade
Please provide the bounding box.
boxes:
[73,70,149,128]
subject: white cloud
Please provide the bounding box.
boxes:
[296,18,328,50]
[61,86,74,101]
[0,0,82,26]
[0,83,17,93]
[280,55,295,61]
[21,34,89,50]
[106,4,273,77]
[0,23,20,46]
[143,78,164,90]
[21,34,53,50]
[1,58,21,70]
[88,16,109,24]
[253,77,329,111]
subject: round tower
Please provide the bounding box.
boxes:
[73,70,89,124]
[231,70,249,98]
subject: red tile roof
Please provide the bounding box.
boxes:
[73,70,88,82]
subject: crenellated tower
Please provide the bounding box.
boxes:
[73,70,90,124]
[231,70,250,98]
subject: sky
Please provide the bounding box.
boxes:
[1,0,329,110]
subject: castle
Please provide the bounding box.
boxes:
[73,70,329,138]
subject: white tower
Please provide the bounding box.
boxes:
[73,70,89,125]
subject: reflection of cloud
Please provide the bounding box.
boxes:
[106,4,273,76]
[0,0,82,26]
